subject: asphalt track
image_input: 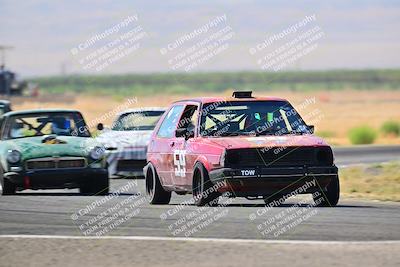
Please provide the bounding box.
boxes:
[0,145,399,266]
[1,178,399,240]
[333,145,400,166]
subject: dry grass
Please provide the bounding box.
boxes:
[10,89,400,145]
[340,161,400,201]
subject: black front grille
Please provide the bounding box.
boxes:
[26,158,86,170]
[58,159,86,168]
[225,146,333,167]
[117,160,147,171]
[26,161,56,170]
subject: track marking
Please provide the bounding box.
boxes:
[0,235,399,245]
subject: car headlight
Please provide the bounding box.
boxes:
[7,150,21,164]
[90,146,105,160]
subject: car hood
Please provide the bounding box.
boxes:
[202,134,329,150]
[96,130,153,149]
[3,136,90,160]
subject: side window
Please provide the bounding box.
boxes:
[157,105,184,138]
[177,105,198,130]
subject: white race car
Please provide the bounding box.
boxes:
[96,107,165,178]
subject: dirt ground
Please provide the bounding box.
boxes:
[10,89,400,145]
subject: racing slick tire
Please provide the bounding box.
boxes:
[0,167,16,195]
[192,163,220,207]
[79,175,109,196]
[145,163,171,204]
[2,179,16,195]
[313,175,340,207]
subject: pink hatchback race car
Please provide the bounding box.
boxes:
[144,91,339,207]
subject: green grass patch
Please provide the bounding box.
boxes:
[381,120,400,136]
[340,161,400,201]
[348,125,377,145]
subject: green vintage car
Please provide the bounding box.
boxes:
[0,109,109,195]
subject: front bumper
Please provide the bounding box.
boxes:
[4,168,108,190]
[209,166,338,197]
[106,149,147,177]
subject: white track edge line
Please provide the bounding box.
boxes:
[0,235,399,245]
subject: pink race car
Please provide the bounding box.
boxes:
[144,91,339,207]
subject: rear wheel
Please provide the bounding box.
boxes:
[145,163,171,204]
[313,176,340,207]
[192,163,219,207]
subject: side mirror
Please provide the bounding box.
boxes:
[186,129,195,140]
[97,123,104,131]
[308,125,315,134]
[176,128,187,138]
[176,126,195,140]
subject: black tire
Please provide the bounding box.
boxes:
[0,167,16,195]
[263,193,284,207]
[313,176,340,207]
[3,179,16,195]
[80,175,109,196]
[145,163,171,204]
[79,183,91,195]
[95,175,110,196]
[192,163,219,207]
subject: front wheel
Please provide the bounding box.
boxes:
[0,167,16,195]
[192,163,219,207]
[313,176,340,207]
[145,163,171,204]
[1,178,16,195]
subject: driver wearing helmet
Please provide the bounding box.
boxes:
[52,117,71,135]
[10,122,25,138]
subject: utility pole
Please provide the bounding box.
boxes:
[0,45,14,97]
[0,45,14,67]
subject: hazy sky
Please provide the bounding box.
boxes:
[1,0,399,77]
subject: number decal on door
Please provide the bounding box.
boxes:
[174,150,186,177]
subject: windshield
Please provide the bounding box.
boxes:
[4,112,91,139]
[112,110,165,131]
[200,101,310,137]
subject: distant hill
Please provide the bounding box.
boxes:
[32,69,400,96]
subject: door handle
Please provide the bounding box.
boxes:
[169,141,175,147]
